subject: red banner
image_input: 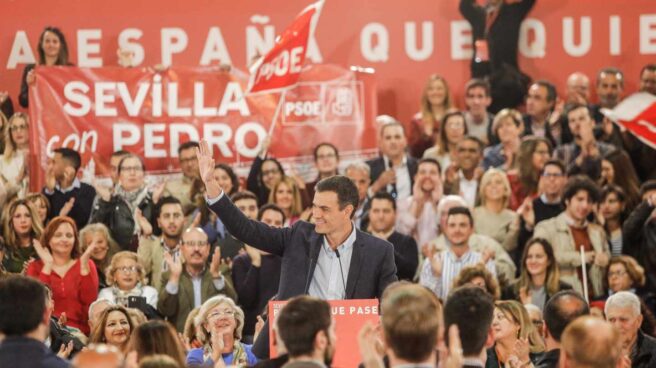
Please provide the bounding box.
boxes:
[248,0,324,94]
[28,64,378,190]
[268,299,380,368]
[603,93,656,149]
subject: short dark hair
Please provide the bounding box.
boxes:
[446,206,474,227]
[313,142,339,161]
[0,275,47,336]
[597,67,624,86]
[54,147,82,171]
[641,63,656,76]
[565,103,591,119]
[640,180,656,197]
[258,203,286,224]
[418,157,442,174]
[460,135,485,152]
[444,286,494,356]
[563,175,601,204]
[543,290,589,342]
[465,78,491,97]
[371,191,396,211]
[178,141,200,155]
[534,80,557,103]
[276,295,331,358]
[230,190,259,204]
[315,175,360,219]
[111,150,131,159]
[157,196,183,215]
[541,159,566,176]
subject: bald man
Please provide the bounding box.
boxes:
[560,316,624,368]
[71,345,123,368]
[566,72,590,105]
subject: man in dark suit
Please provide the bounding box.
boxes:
[0,275,69,368]
[196,140,398,358]
[368,191,418,281]
[367,118,418,202]
[444,287,495,368]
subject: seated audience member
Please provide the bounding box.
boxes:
[483,108,523,171]
[193,163,240,244]
[599,185,627,256]
[516,159,566,265]
[274,295,333,368]
[0,113,30,198]
[43,147,96,230]
[108,150,131,187]
[89,305,134,353]
[396,158,443,249]
[524,303,544,338]
[503,238,572,311]
[246,138,285,206]
[127,320,187,367]
[561,318,623,368]
[591,67,624,123]
[368,192,418,281]
[554,104,615,180]
[26,192,50,227]
[408,74,453,158]
[523,81,558,145]
[443,286,495,368]
[138,196,185,291]
[623,181,656,291]
[423,111,467,175]
[605,292,656,367]
[269,176,306,226]
[487,300,545,367]
[158,227,237,332]
[535,290,590,368]
[71,344,123,368]
[88,298,114,333]
[565,72,591,105]
[600,149,641,212]
[452,263,500,300]
[2,198,44,273]
[217,191,259,260]
[90,153,156,251]
[187,295,258,366]
[534,175,610,298]
[163,141,201,215]
[367,117,418,202]
[473,168,519,252]
[463,78,495,145]
[640,63,656,95]
[512,136,552,210]
[345,161,372,230]
[443,136,484,208]
[0,275,68,368]
[79,223,119,290]
[98,251,158,311]
[26,216,99,335]
[427,195,516,283]
[420,206,496,300]
[232,204,284,342]
[307,142,340,199]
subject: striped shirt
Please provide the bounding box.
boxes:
[419,247,496,300]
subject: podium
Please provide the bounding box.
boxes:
[268,299,380,367]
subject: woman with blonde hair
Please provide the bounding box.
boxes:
[187,295,257,366]
[487,300,545,367]
[79,223,120,289]
[268,176,305,226]
[473,168,519,252]
[128,320,187,367]
[26,192,50,227]
[423,111,468,174]
[408,74,454,158]
[2,198,44,273]
[0,112,30,198]
[97,251,158,310]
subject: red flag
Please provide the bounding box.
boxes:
[603,92,656,149]
[246,0,324,94]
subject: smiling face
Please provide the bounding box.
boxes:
[261,209,284,228]
[274,182,294,211]
[103,310,131,347]
[12,204,33,237]
[113,256,141,291]
[181,230,210,268]
[444,213,473,247]
[261,160,283,190]
[565,190,594,222]
[483,173,507,204]
[496,117,521,144]
[426,79,447,107]
[179,147,200,179]
[315,144,339,176]
[600,192,623,221]
[29,197,48,225]
[205,303,238,339]
[41,31,62,61]
[85,232,109,262]
[492,308,519,341]
[465,86,491,116]
[456,139,482,171]
[444,115,466,145]
[312,191,352,236]
[9,116,29,147]
[48,222,76,258]
[525,242,550,278]
[213,167,234,194]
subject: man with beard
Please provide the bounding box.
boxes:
[158,227,237,332]
[396,158,443,249]
[276,295,335,368]
[445,136,484,208]
[591,67,624,124]
[138,196,186,291]
[640,64,656,95]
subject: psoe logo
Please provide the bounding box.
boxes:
[279,81,363,126]
[331,87,353,116]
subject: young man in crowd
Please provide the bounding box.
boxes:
[138,196,186,291]
[216,191,260,260]
[43,147,96,230]
[367,117,418,202]
[463,78,495,145]
[164,141,201,215]
[444,136,484,208]
[158,227,237,332]
[369,192,419,281]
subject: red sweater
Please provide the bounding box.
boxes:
[26,259,99,335]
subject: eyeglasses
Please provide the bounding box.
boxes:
[208,310,235,319]
[532,319,544,328]
[608,270,628,278]
[10,124,28,132]
[183,241,208,248]
[541,172,564,178]
[116,266,139,274]
[179,157,196,164]
[120,166,144,173]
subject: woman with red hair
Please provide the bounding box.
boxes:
[26,216,99,334]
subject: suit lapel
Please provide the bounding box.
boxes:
[304,233,324,293]
[345,233,364,299]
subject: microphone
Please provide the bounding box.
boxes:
[335,249,347,298]
[387,160,398,199]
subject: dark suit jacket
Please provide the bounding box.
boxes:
[366,156,418,194]
[209,194,398,357]
[386,231,419,281]
[0,336,69,368]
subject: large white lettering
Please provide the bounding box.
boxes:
[360,23,389,62]
[563,17,591,57]
[405,22,434,61]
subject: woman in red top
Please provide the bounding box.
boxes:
[26,216,99,335]
[408,74,454,158]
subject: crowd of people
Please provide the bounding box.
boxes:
[2,2,656,366]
